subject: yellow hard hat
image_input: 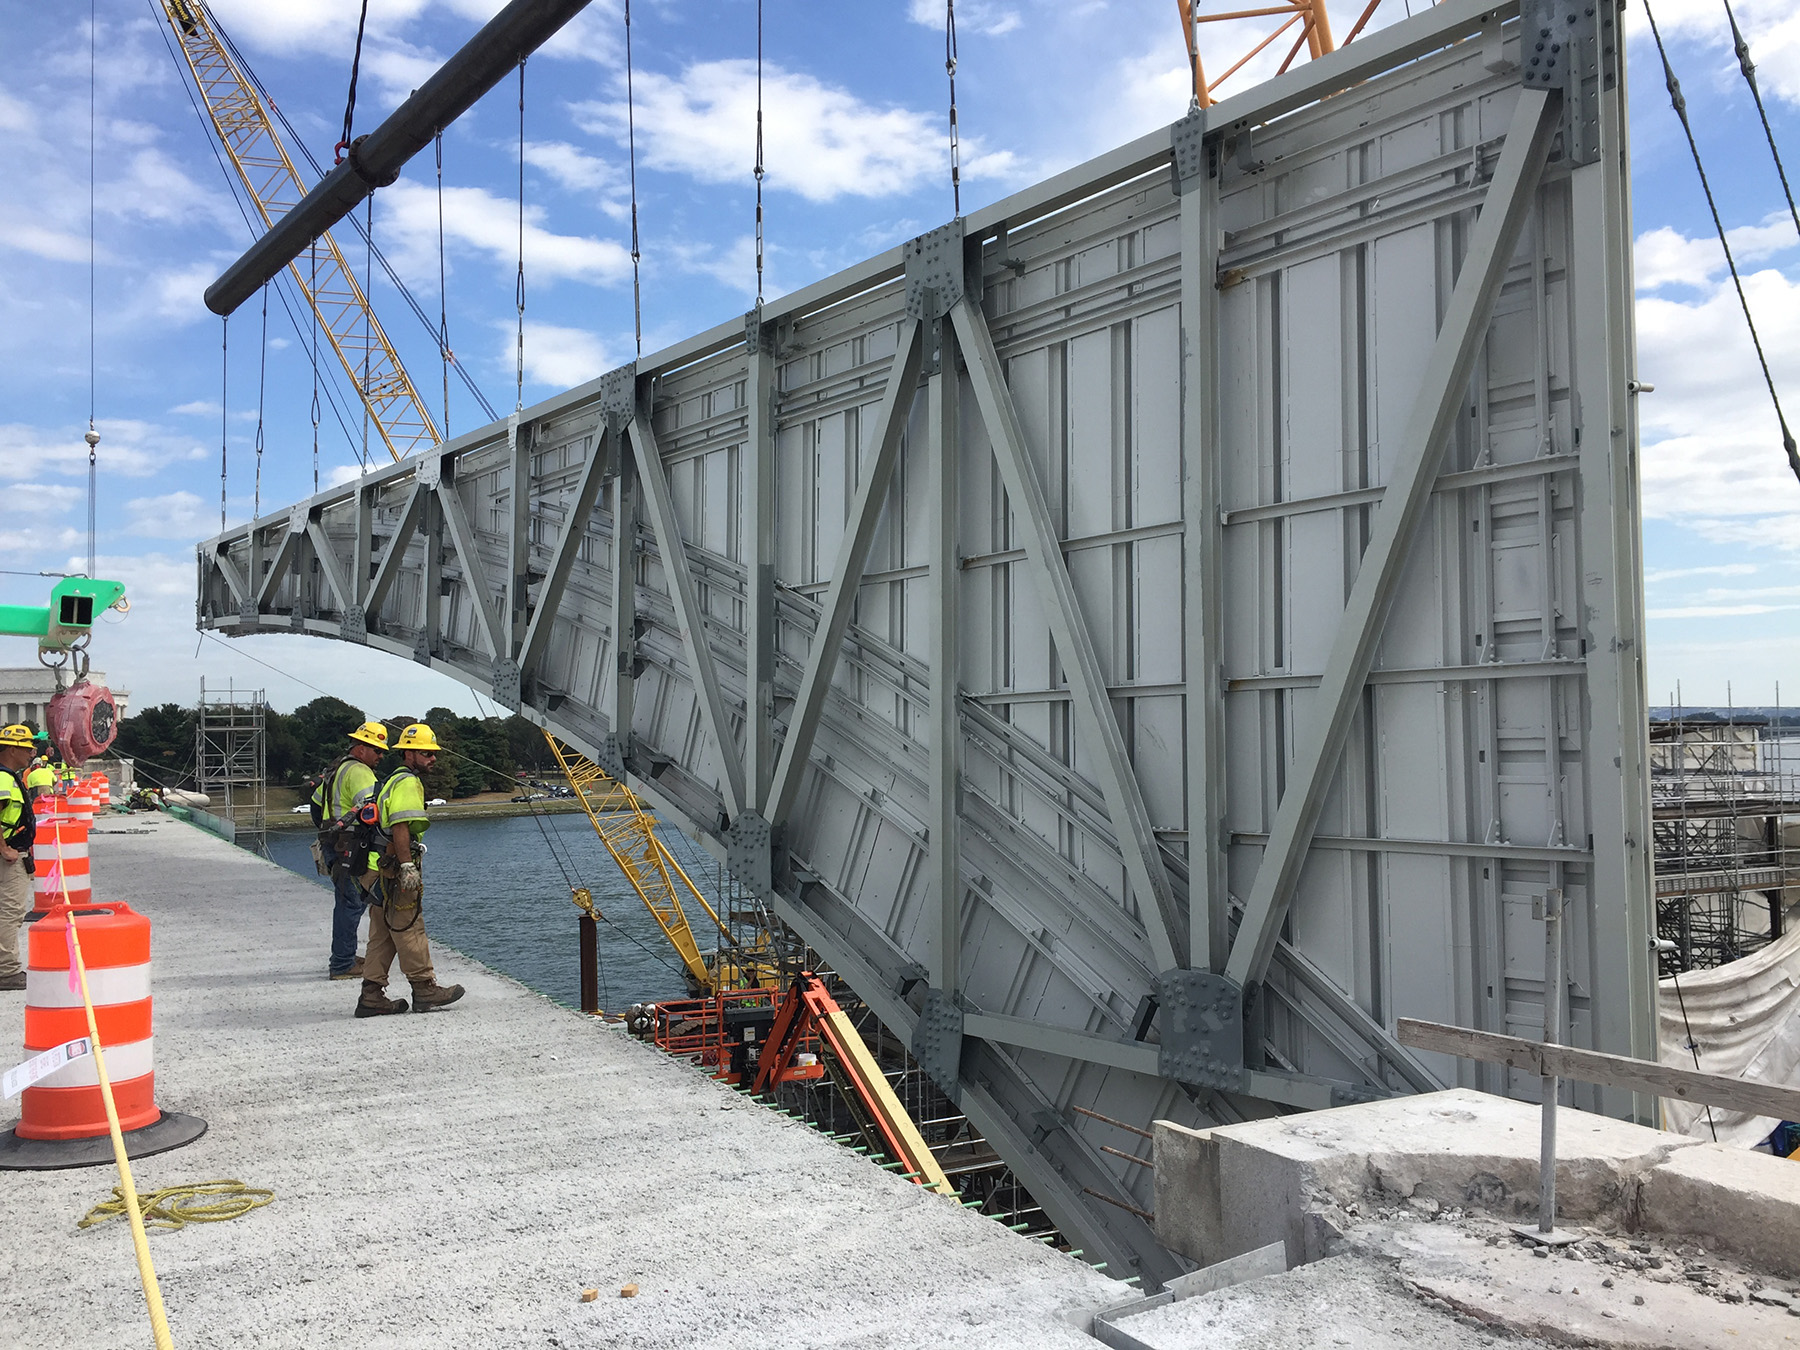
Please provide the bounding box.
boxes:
[395,723,441,753]
[0,724,33,748]
[348,720,390,750]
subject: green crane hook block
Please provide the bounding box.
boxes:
[0,577,129,651]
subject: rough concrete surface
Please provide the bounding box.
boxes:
[0,817,1117,1349]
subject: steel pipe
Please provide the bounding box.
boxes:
[205,0,593,317]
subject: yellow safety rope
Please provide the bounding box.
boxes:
[79,1181,273,1233]
[50,820,175,1349]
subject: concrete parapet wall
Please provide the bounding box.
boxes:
[1154,1088,1800,1277]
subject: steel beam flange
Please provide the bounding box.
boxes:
[342,604,368,644]
[599,363,638,433]
[597,733,627,781]
[1169,106,1209,193]
[238,595,258,627]
[412,630,432,667]
[912,988,965,1101]
[725,809,773,893]
[904,221,967,323]
[1156,969,1245,1091]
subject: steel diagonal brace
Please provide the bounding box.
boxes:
[950,302,1186,976]
[518,425,613,693]
[363,480,428,620]
[1223,87,1562,992]
[305,519,366,641]
[254,517,305,612]
[434,478,506,658]
[765,316,927,828]
[627,407,748,821]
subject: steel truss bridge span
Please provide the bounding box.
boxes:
[199,0,1653,1286]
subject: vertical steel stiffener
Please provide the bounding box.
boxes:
[197,0,1650,1282]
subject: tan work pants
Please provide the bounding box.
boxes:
[0,855,32,978]
[362,875,435,989]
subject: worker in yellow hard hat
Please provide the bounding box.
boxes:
[24,733,57,807]
[354,722,464,1017]
[311,720,390,981]
[0,724,40,991]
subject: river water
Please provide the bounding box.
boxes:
[264,814,699,1011]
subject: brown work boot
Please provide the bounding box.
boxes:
[328,957,365,981]
[410,980,465,1012]
[354,980,408,1018]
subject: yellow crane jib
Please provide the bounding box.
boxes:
[542,731,761,996]
[158,0,440,461]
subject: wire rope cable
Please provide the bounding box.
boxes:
[1644,1,1799,484]
[754,0,765,306]
[87,0,100,580]
[335,0,372,164]
[254,283,268,519]
[362,195,374,464]
[945,0,961,217]
[624,0,643,356]
[311,242,322,492]
[515,58,527,412]
[1721,0,1799,242]
[218,315,229,531]
[436,130,451,437]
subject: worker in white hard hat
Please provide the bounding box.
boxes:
[354,722,464,1017]
[311,720,389,981]
[0,724,40,992]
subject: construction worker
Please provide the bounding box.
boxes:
[311,720,389,981]
[355,722,464,1018]
[25,734,57,807]
[56,756,75,795]
[0,725,40,992]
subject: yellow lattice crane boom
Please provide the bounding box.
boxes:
[161,0,439,462]
[543,732,775,995]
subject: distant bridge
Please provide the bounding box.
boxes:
[199,0,1653,1284]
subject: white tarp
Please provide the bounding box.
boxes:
[1659,924,1800,1146]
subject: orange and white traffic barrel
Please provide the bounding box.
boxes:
[32,819,90,911]
[16,903,157,1139]
[65,788,93,829]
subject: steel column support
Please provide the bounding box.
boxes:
[766,316,926,827]
[609,453,637,763]
[1568,19,1657,1114]
[951,301,1186,976]
[1178,134,1231,974]
[1224,86,1561,990]
[416,491,443,665]
[628,405,747,820]
[505,412,534,657]
[519,425,613,692]
[353,486,373,607]
[744,332,778,809]
[254,518,304,610]
[929,318,962,994]
[435,477,504,658]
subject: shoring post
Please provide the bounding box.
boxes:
[579,912,600,1015]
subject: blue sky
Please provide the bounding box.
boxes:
[1,0,1798,718]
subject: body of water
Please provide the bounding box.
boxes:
[265,813,702,1011]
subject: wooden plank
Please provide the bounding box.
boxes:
[1397,1018,1800,1123]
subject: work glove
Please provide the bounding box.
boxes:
[395,862,423,902]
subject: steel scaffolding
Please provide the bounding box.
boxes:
[1651,716,1800,972]
[195,679,268,852]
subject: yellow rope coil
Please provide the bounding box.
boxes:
[79,1181,274,1233]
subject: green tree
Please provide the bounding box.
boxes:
[114,703,197,786]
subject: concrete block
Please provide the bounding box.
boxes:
[1640,1140,1800,1278]
[1155,1089,1700,1268]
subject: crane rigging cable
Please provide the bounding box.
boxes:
[218,316,228,531]
[754,0,765,305]
[254,283,267,519]
[1643,0,1799,486]
[945,1,961,217]
[437,131,451,437]
[625,0,643,356]
[516,58,527,412]
[312,243,323,491]
[335,0,372,165]
[87,0,99,581]
[1721,0,1800,242]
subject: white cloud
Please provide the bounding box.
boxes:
[123,490,212,541]
[0,420,211,481]
[5,483,85,516]
[0,216,89,263]
[1635,259,1800,522]
[1647,603,1800,619]
[907,0,1022,37]
[169,401,221,417]
[379,179,632,286]
[510,321,613,390]
[325,463,366,489]
[573,60,1023,203]
[1644,563,1760,583]
[1635,215,1798,292]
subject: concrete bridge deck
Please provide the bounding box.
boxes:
[0,815,1113,1349]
